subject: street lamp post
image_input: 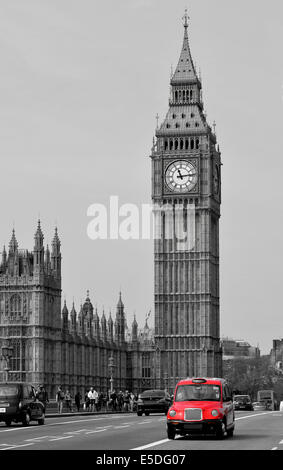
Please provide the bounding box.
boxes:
[164,372,168,393]
[108,354,114,394]
[1,343,14,383]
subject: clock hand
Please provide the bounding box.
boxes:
[176,172,196,179]
[177,169,183,180]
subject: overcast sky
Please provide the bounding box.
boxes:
[0,0,282,354]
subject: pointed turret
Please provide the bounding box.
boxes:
[83,290,93,338]
[131,314,138,343]
[9,229,18,254]
[108,311,114,342]
[62,299,69,332]
[33,220,44,269]
[101,309,107,341]
[70,301,77,335]
[93,307,100,339]
[44,244,51,274]
[51,227,61,277]
[78,303,85,336]
[115,291,126,344]
[1,245,7,269]
[8,229,19,276]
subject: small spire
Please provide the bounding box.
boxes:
[182,8,189,30]
[155,113,159,130]
[9,228,18,253]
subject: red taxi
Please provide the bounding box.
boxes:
[167,377,235,439]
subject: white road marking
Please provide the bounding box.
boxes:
[64,429,90,434]
[25,436,51,441]
[271,447,278,450]
[0,443,34,450]
[235,412,271,421]
[279,440,283,444]
[114,425,130,429]
[85,429,107,434]
[138,420,152,425]
[132,438,170,450]
[49,435,73,441]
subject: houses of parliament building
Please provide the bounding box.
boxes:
[0,12,222,397]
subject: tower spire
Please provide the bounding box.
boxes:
[171,9,198,85]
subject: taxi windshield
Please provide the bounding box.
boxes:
[175,384,221,402]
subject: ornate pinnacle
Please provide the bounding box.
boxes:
[182,8,189,29]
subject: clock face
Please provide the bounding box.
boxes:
[165,160,197,193]
[213,164,220,194]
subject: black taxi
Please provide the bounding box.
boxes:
[0,382,45,426]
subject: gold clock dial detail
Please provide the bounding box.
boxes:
[165,160,197,193]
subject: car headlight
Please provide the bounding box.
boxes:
[18,401,22,409]
[211,409,219,417]
[169,409,177,417]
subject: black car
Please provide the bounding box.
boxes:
[0,382,45,426]
[137,389,172,416]
[233,394,253,411]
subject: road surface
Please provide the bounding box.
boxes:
[0,410,282,450]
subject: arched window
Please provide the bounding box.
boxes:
[196,139,200,149]
[190,139,195,150]
[174,139,178,150]
[10,294,21,318]
[142,353,151,378]
[164,140,168,151]
[10,339,25,371]
[185,139,189,150]
[169,139,173,151]
[180,139,184,150]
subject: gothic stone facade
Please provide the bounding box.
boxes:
[0,225,157,397]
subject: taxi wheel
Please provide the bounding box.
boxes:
[137,411,143,416]
[216,421,226,439]
[227,428,234,437]
[38,413,45,425]
[22,412,31,427]
[5,420,11,427]
[167,428,176,440]
[145,412,150,416]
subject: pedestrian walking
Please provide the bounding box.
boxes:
[35,384,49,414]
[65,390,72,412]
[87,387,98,412]
[123,390,130,412]
[110,390,117,411]
[56,386,65,414]
[129,392,135,412]
[75,391,82,412]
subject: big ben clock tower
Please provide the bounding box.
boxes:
[151,11,222,389]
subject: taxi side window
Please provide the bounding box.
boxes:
[23,385,30,399]
[223,385,232,402]
[23,386,35,400]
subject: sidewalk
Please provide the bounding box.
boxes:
[45,401,134,418]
